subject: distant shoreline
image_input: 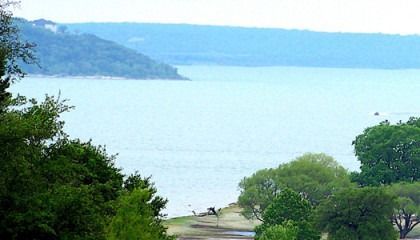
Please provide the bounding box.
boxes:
[25,74,191,81]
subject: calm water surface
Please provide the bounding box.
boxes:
[11,66,420,217]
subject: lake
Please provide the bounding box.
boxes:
[11,66,420,217]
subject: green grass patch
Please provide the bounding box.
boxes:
[407,224,420,238]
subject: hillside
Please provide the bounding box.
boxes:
[18,19,185,79]
[66,23,420,69]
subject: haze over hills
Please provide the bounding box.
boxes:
[65,23,420,69]
[18,19,185,79]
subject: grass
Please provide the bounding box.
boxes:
[407,224,420,238]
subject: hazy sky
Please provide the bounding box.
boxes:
[14,0,420,34]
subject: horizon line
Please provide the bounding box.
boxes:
[22,17,420,37]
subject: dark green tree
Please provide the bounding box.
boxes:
[0,0,36,80]
[0,2,174,239]
[0,99,125,239]
[352,118,420,186]
[239,153,352,220]
[255,188,320,240]
[0,62,174,240]
[0,0,35,112]
[316,187,398,240]
[0,63,173,240]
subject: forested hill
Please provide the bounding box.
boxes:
[18,19,185,79]
[66,23,420,69]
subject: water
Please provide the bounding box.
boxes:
[224,231,255,237]
[11,66,420,217]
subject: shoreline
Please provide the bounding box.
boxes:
[25,74,190,81]
[165,203,259,239]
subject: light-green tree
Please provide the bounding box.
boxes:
[316,187,398,240]
[388,182,420,239]
[107,187,175,240]
[257,221,298,240]
[238,153,352,220]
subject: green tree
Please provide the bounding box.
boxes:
[0,0,35,82]
[256,188,320,240]
[0,3,174,239]
[238,167,278,220]
[388,182,420,239]
[352,118,420,186]
[0,47,9,108]
[0,82,174,239]
[1,0,35,113]
[257,221,298,240]
[316,187,398,240]
[106,187,174,240]
[0,102,124,239]
[238,153,352,220]
[123,172,169,218]
[0,80,174,239]
[0,95,70,239]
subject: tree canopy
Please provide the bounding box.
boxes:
[255,188,320,240]
[0,0,35,112]
[18,19,184,79]
[238,153,352,220]
[316,187,398,240]
[0,92,174,239]
[0,0,35,81]
[352,118,420,186]
[388,182,420,239]
[257,221,298,240]
[0,2,174,239]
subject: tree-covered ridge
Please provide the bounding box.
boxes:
[66,22,420,69]
[17,19,185,80]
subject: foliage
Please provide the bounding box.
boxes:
[255,188,320,240]
[106,188,175,240]
[0,95,107,239]
[238,153,352,220]
[352,118,420,186]
[257,221,298,240]
[388,182,420,239]
[238,167,277,220]
[123,172,168,218]
[261,188,311,226]
[316,187,398,240]
[0,0,35,112]
[17,19,184,79]
[0,86,174,240]
[0,5,174,239]
[0,1,36,81]
[0,84,174,240]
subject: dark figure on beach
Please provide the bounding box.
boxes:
[207,207,217,216]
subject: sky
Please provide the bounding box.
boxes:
[14,0,420,35]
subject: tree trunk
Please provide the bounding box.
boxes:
[399,229,409,239]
